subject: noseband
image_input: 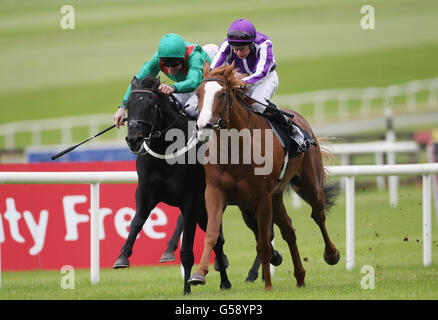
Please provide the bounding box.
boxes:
[201,77,235,130]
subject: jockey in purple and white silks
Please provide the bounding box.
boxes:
[210,19,278,114]
[211,19,315,157]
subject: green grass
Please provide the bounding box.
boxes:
[2,184,437,299]
[1,0,437,300]
[1,0,438,123]
[0,0,437,149]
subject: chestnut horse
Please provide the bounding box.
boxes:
[188,63,340,290]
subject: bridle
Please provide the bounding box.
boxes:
[127,88,197,158]
[200,77,235,130]
[129,89,184,142]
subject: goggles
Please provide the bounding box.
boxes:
[161,58,184,67]
[227,30,254,41]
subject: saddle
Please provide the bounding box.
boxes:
[236,93,316,158]
[262,105,317,158]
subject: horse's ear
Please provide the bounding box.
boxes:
[131,76,140,89]
[203,60,211,77]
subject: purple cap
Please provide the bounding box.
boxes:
[226,19,256,44]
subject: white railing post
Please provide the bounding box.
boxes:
[375,152,385,189]
[345,176,355,271]
[90,183,100,284]
[314,92,326,122]
[423,175,432,266]
[385,107,398,207]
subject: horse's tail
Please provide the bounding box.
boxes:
[317,136,339,212]
[322,181,339,211]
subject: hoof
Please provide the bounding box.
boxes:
[188,272,206,286]
[245,270,258,282]
[159,250,176,263]
[183,285,191,295]
[220,280,232,290]
[324,249,340,265]
[214,254,229,271]
[271,250,283,267]
[297,279,306,287]
[113,255,130,269]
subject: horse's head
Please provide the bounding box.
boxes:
[125,75,161,153]
[196,62,244,142]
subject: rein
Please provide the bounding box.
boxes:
[129,89,184,140]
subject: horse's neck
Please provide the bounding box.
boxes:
[152,99,191,145]
[229,100,252,131]
[160,99,184,128]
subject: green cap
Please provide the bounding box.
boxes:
[157,33,186,58]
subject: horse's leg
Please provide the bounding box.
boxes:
[212,228,232,290]
[312,195,340,265]
[189,186,225,285]
[241,210,281,282]
[240,209,260,281]
[272,192,306,287]
[256,194,274,291]
[180,205,197,295]
[113,185,157,268]
[297,156,340,265]
[246,256,261,282]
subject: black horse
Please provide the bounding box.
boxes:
[112,75,281,294]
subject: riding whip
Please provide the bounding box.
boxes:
[50,117,127,160]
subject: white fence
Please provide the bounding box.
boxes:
[1,77,438,151]
[328,163,438,270]
[0,114,123,151]
[0,164,437,286]
[327,140,420,206]
[0,171,137,287]
[273,77,438,121]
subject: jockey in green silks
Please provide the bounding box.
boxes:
[114,33,215,127]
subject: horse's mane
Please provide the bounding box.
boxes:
[207,63,246,90]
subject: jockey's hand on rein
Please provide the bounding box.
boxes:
[158,84,175,95]
[240,81,251,90]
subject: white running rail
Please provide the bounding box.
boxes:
[273,77,438,121]
[0,164,437,286]
[327,163,438,270]
[1,78,438,151]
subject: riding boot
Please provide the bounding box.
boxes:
[262,102,316,157]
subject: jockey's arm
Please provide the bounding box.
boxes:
[115,56,160,127]
[120,55,161,106]
[172,54,204,93]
